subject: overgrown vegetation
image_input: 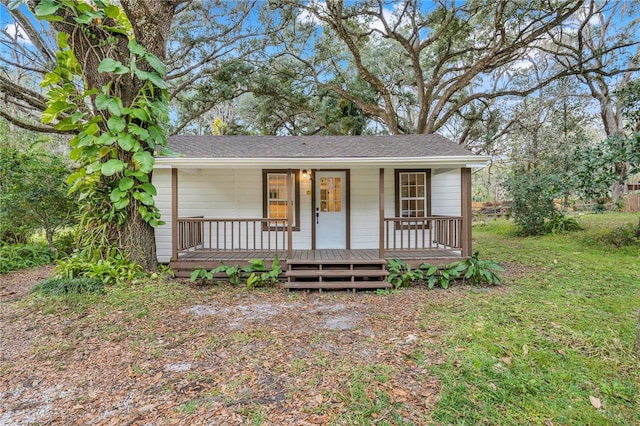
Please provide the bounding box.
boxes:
[31,277,105,296]
[189,256,282,288]
[387,252,503,290]
[0,147,78,247]
[0,243,57,273]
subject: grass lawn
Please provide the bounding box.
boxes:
[428,213,640,425]
[1,213,638,424]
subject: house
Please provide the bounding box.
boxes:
[153,134,489,289]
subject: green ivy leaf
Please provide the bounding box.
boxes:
[101,159,125,176]
[95,133,116,146]
[129,108,149,121]
[133,190,154,206]
[104,4,120,19]
[133,151,154,173]
[85,122,101,136]
[128,40,146,56]
[128,123,149,139]
[40,72,61,88]
[98,58,129,74]
[144,53,166,75]
[141,183,157,196]
[107,116,126,133]
[95,93,111,110]
[117,133,136,151]
[34,0,60,16]
[133,67,151,81]
[147,73,167,89]
[74,14,93,24]
[114,198,130,209]
[110,187,124,202]
[119,177,135,191]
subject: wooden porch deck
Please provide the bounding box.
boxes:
[170,249,463,282]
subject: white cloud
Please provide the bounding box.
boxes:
[296,0,326,25]
[4,22,31,44]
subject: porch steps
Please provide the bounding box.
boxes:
[285,258,391,290]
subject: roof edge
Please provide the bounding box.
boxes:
[154,155,490,169]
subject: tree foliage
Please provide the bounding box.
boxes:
[0,146,77,246]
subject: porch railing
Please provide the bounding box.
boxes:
[383,216,462,251]
[176,217,288,253]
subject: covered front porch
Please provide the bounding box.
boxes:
[166,166,473,288]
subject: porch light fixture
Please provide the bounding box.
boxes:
[302,169,308,178]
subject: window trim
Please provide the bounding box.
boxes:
[262,169,300,231]
[394,169,431,229]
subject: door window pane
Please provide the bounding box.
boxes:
[320,177,342,212]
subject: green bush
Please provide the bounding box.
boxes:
[0,147,78,248]
[0,243,56,273]
[31,277,105,296]
[503,170,563,236]
[54,230,77,256]
[592,220,640,247]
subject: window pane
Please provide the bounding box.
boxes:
[267,173,295,221]
[399,172,427,218]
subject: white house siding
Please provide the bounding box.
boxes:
[350,168,381,249]
[154,166,463,262]
[431,169,461,216]
[154,168,172,262]
[154,168,313,262]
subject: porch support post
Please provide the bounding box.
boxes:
[287,169,293,258]
[461,167,472,257]
[171,167,178,261]
[379,168,385,259]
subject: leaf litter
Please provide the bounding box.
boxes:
[0,266,501,425]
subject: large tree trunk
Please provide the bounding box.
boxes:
[118,200,158,271]
[29,0,180,271]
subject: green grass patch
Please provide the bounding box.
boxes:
[429,213,640,425]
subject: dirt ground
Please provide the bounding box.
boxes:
[0,265,484,425]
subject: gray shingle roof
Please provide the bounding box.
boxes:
[166,134,478,159]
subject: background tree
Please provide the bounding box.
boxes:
[271,0,586,137]
[0,146,77,247]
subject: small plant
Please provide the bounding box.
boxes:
[387,258,423,289]
[546,213,583,234]
[438,262,466,289]
[458,251,504,286]
[31,277,105,296]
[418,262,440,289]
[190,266,213,284]
[224,264,242,286]
[244,255,282,288]
[207,262,242,286]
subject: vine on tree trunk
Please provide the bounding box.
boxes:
[24,0,172,271]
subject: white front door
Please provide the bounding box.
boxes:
[315,171,347,249]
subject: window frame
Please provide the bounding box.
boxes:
[394,169,431,229]
[262,169,300,231]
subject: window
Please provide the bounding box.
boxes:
[319,176,342,212]
[395,169,431,220]
[263,170,300,230]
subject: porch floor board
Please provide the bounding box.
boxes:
[174,248,460,262]
[171,249,463,282]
